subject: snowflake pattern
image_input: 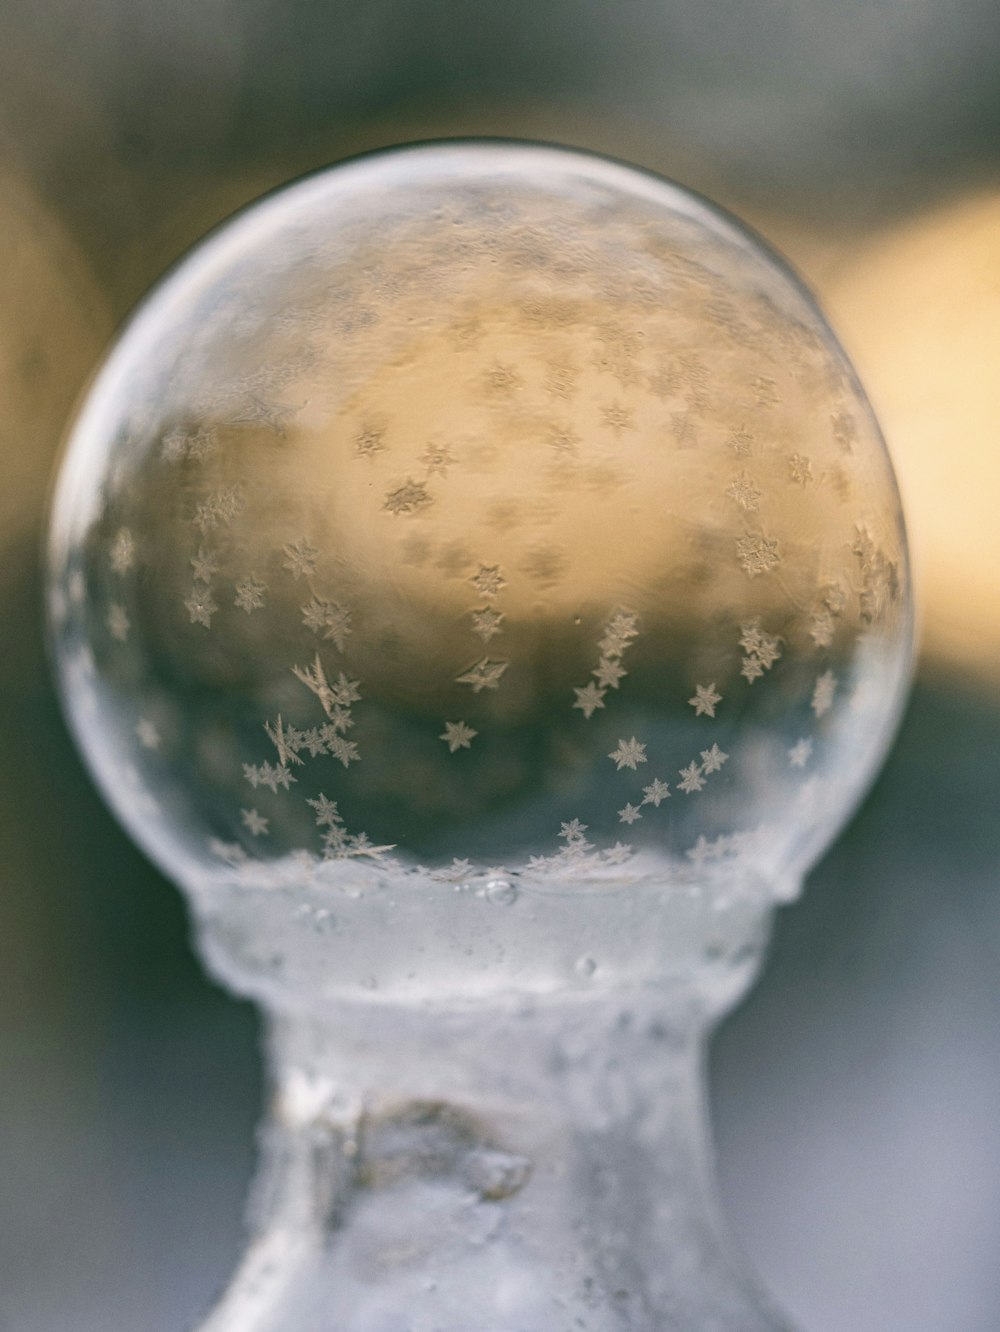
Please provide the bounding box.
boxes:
[419,442,454,475]
[190,547,219,583]
[593,657,627,689]
[243,761,296,793]
[184,586,217,628]
[689,683,722,718]
[440,720,477,752]
[306,791,394,862]
[470,565,506,598]
[230,395,297,435]
[484,362,521,395]
[79,190,905,881]
[264,715,305,768]
[193,485,244,534]
[739,619,782,683]
[642,778,671,807]
[560,818,589,844]
[328,735,360,768]
[599,611,639,658]
[355,420,387,458]
[700,743,729,774]
[600,401,635,435]
[471,607,504,642]
[283,538,320,580]
[736,531,781,578]
[728,425,754,456]
[604,842,634,865]
[234,574,267,613]
[301,597,352,648]
[291,653,361,718]
[572,682,606,719]
[455,658,508,692]
[546,422,580,454]
[307,793,341,827]
[573,609,639,720]
[241,808,270,837]
[384,478,433,515]
[788,452,812,486]
[609,737,647,771]
[725,472,762,512]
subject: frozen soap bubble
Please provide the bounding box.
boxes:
[47,141,912,915]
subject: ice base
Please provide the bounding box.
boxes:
[190,871,795,1331]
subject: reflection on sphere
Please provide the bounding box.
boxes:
[48,142,911,906]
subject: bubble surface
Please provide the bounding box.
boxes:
[48,141,912,908]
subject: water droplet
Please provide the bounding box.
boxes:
[575,955,597,977]
[485,878,518,905]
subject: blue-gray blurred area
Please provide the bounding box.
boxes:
[2,3,1000,1329]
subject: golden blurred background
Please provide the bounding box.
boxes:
[3,3,1000,1329]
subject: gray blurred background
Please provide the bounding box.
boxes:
[3,3,1000,1329]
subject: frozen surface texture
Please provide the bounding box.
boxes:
[48,141,912,1329]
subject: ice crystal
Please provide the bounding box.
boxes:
[241,808,270,837]
[234,574,267,613]
[736,531,781,578]
[609,737,648,771]
[642,778,671,807]
[384,479,433,515]
[440,720,477,752]
[282,539,320,581]
[688,683,722,718]
[456,658,509,692]
[572,682,606,719]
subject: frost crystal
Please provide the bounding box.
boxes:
[641,778,671,807]
[678,762,706,794]
[609,737,647,771]
[456,658,509,692]
[470,565,506,598]
[383,479,433,515]
[572,682,606,719]
[688,683,722,718]
[736,531,781,578]
[440,720,477,752]
[241,808,269,837]
[234,574,267,613]
[283,539,320,581]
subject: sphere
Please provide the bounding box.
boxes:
[47,141,912,907]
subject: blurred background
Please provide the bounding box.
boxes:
[2,2,1000,1329]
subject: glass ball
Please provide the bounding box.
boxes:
[47,141,912,908]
